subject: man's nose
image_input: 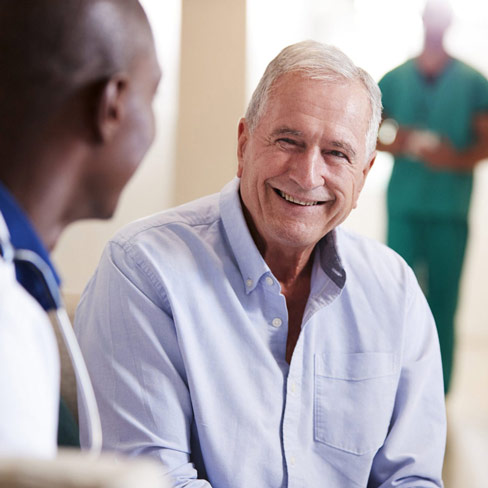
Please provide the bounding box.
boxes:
[289,147,324,190]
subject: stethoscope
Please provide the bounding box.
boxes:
[0,213,102,456]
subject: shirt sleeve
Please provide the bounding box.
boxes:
[368,267,446,487]
[473,70,488,113]
[74,240,212,488]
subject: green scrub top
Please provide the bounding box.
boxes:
[379,58,488,219]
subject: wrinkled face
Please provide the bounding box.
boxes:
[237,73,375,255]
[90,35,161,219]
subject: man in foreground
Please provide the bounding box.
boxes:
[0,0,161,456]
[76,41,445,486]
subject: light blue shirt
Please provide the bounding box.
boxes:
[75,178,445,487]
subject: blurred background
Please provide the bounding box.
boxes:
[52,1,488,485]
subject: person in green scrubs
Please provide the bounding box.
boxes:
[377,0,488,394]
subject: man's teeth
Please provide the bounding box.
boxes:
[278,190,319,206]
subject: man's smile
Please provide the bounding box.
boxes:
[274,188,326,206]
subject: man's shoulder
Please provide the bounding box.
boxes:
[379,59,415,85]
[451,58,488,83]
[336,226,393,254]
[335,227,411,279]
[112,191,222,249]
[0,257,57,350]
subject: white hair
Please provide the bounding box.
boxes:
[245,40,382,155]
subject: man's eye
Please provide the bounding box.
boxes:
[277,138,298,146]
[326,150,350,162]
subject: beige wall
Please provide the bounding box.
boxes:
[174,0,247,204]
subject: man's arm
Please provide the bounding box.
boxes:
[376,118,414,156]
[368,267,446,487]
[75,240,212,488]
[377,112,488,171]
[418,112,488,170]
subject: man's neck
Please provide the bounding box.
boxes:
[3,167,78,252]
[263,243,314,291]
[3,139,88,252]
[417,41,450,78]
[263,244,314,364]
[11,187,64,252]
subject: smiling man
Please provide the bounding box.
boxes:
[75,41,446,487]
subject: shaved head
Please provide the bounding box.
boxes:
[0,0,152,156]
[0,0,161,247]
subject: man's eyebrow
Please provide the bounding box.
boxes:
[270,127,303,138]
[270,127,358,158]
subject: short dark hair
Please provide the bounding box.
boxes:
[0,0,150,150]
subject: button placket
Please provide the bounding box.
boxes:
[283,340,304,486]
[271,317,282,328]
[264,276,285,330]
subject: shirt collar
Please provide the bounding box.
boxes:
[317,228,346,289]
[220,178,271,293]
[219,178,347,296]
[0,181,60,309]
[304,230,347,317]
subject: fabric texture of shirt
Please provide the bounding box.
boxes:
[0,212,59,457]
[379,58,488,219]
[75,178,446,488]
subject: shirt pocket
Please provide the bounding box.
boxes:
[314,352,398,456]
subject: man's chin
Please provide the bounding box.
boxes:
[267,224,327,252]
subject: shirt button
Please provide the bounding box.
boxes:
[265,276,274,286]
[271,318,282,328]
[246,279,253,288]
[290,456,296,466]
[290,381,296,394]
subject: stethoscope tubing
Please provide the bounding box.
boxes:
[13,248,103,456]
[1,213,102,455]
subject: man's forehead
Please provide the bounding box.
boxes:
[264,75,369,119]
[266,73,369,112]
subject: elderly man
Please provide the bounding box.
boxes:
[0,0,161,456]
[76,41,445,486]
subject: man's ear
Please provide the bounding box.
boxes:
[237,118,249,178]
[93,74,129,143]
[353,152,376,209]
[363,151,376,178]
